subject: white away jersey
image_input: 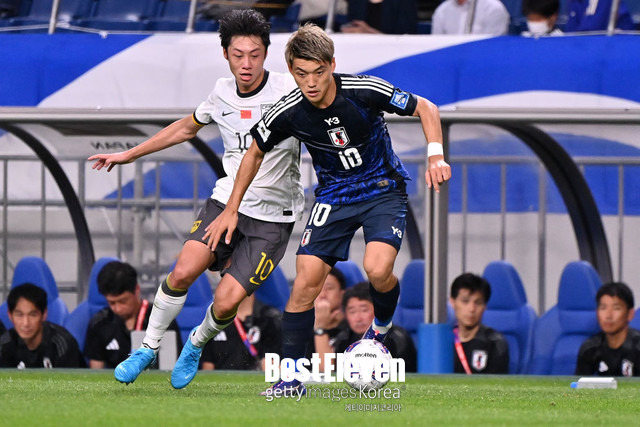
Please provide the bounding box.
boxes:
[193,71,304,223]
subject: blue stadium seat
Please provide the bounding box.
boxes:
[334,259,365,288]
[8,0,93,27]
[145,0,218,32]
[63,256,118,351]
[392,259,425,346]
[481,260,537,374]
[0,256,69,328]
[269,3,300,32]
[174,266,213,345]
[528,261,602,375]
[254,265,289,312]
[74,0,156,31]
[629,308,640,330]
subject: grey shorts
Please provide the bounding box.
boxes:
[187,198,294,295]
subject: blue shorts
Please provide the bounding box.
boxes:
[296,190,407,266]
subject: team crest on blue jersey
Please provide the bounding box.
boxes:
[472,350,487,371]
[328,127,350,147]
[260,103,273,118]
[390,90,409,110]
[301,228,312,246]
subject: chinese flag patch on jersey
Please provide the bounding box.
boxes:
[241,110,252,119]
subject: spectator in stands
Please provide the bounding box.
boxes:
[0,0,21,18]
[200,294,281,370]
[450,273,509,374]
[340,0,418,34]
[575,282,640,376]
[431,0,510,35]
[333,282,417,372]
[84,261,182,369]
[521,0,563,36]
[296,0,348,30]
[565,0,634,32]
[312,268,348,369]
[0,283,85,368]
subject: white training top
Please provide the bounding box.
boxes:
[431,0,510,35]
[194,71,304,223]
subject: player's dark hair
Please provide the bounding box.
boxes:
[328,267,347,290]
[285,22,334,67]
[97,261,138,297]
[342,281,372,309]
[7,283,47,313]
[219,9,271,52]
[450,273,491,304]
[597,281,634,309]
[522,0,560,18]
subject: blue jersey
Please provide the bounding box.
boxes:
[250,74,418,205]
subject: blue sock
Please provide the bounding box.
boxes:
[369,281,400,327]
[281,309,314,360]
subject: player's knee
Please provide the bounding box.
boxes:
[363,262,393,285]
[213,299,238,319]
[168,265,196,290]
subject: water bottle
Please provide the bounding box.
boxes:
[570,377,617,389]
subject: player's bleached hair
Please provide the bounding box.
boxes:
[285,22,334,67]
[218,9,271,51]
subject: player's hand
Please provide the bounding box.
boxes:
[88,152,132,172]
[202,209,238,252]
[425,154,451,193]
[314,298,333,329]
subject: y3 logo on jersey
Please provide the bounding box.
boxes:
[324,117,340,125]
[328,127,350,147]
[391,226,403,239]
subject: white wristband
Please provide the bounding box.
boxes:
[427,142,444,157]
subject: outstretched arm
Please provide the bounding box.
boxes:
[88,116,202,171]
[413,96,451,192]
[202,139,265,250]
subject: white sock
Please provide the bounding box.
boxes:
[191,303,235,347]
[373,319,392,335]
[142,279,187,349]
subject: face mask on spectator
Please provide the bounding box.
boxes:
[527,20,550,35]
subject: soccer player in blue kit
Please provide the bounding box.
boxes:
[205,23,451,395]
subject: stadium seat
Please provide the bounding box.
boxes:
[630,308,640,330]
[269,3,300,32]
[145,0,218,32]
[528,261,602,375]
[0,256,69,328]
[170,261,213,345]
[334,259,365,288]
[481,260,537,374]
[74,0,156,31]
[392,259,425,346]
[8,0,94,28]
[254,265,289,312]
[63,256,118,351]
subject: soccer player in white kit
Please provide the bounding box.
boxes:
[88,9,303,388]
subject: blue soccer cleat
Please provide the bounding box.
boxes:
[171,328,203,389]
[260,379,306,398]
[114,347,157,384]
[362,321,391,344]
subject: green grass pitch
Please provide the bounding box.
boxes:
[1,370,639,426]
